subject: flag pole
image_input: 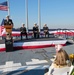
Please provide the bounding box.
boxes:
[7,0,10,16]
[38,0,41,32]
[25,0,28,33]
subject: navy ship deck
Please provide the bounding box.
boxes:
[0,37,74,75]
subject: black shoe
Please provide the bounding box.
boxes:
[26,38,28,40]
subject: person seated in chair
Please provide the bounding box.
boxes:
[20,23,27,40]
[33,23,39,38]
[43,24,49,37]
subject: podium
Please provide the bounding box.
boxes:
[5,38,13,52]
[4,25,13,52]
[4,25,13,33]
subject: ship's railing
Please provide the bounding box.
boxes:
[54,29,74,40]
[0,29,74,40]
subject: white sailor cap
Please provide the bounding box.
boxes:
[6,15,10,18]
[44,24,47,25]
[22,23,25,25]
[34,23,37,25]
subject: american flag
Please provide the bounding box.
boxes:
[0,19,5,36]
[0,1,8,11]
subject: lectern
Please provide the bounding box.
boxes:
[4,25,13,52]
[4,25,13,33]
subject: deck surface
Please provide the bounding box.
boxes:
[0,44,74,75]
[0,37,64,44]
[0,37,74,75]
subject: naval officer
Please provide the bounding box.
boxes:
[20,23,28,40]
[4,15,13,26]
[43,24,49,37]
[33,23,39,38]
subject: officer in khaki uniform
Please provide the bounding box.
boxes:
[43,24,49,37]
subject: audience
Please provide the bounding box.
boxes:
[55,44,62,53]
[47,45,71,75]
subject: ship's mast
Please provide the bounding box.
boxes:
[25,0,28,32]
[7,0,10,16]
[38,0,41,32]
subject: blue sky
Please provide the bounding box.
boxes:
[0,0,74,29]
